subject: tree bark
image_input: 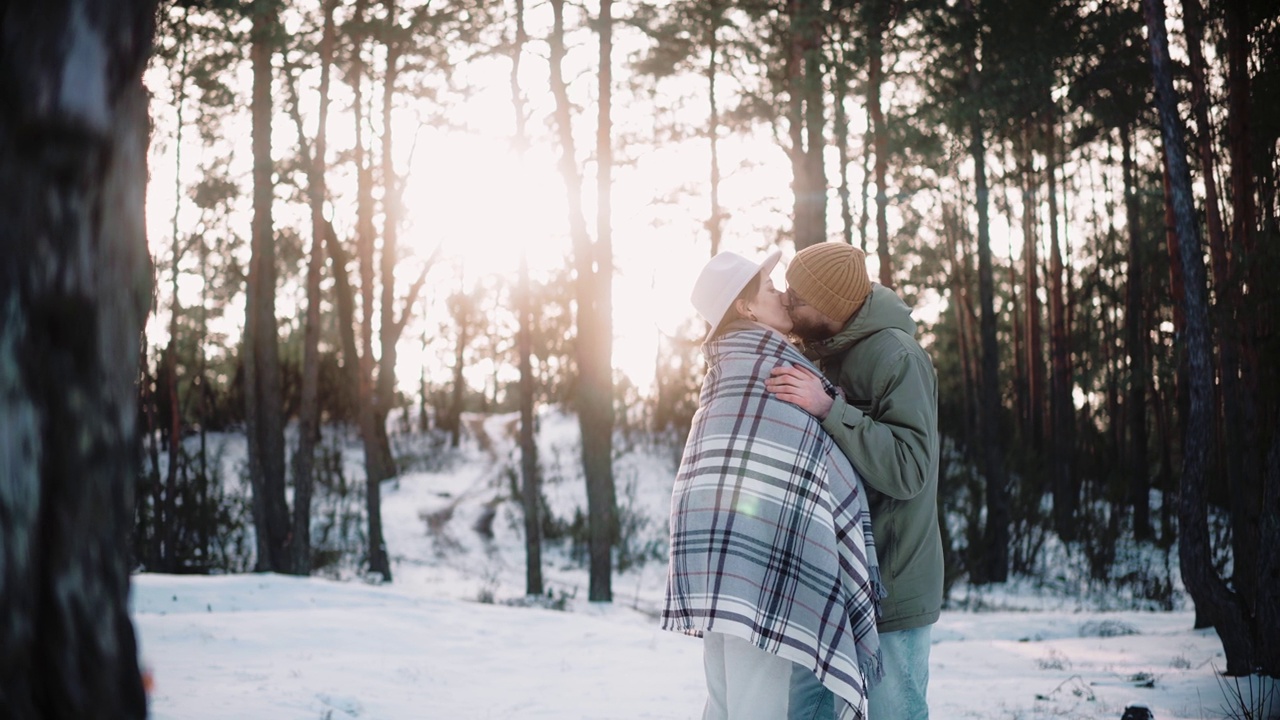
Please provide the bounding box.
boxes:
[707,0,725,256]
[787,0,826,250]
[1144,0,1255,675]
[832,17,854,247]
[0,2,156,715]
[586,0,618,603]
[346,0,392,582]
[1020,123,1045,452]
[549,0,615,601]
[1119,123,1150,540]
[288,0,338,577]
[162,15,191,573]
[447,294,470,448]
[508,0,542,596]
[1045,109,1074,541]
[518,259,543,596]
[859,106,873,252]
[963,0,1008,583]
[1182,0,1250,584]
[1259,410,1280,675]
[1223,0,1262,623]
[944,207,978,450]
[868,1,892,284]
[245,0,291,574]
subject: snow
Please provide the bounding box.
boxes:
[132,411,1268,720]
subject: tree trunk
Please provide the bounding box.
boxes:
[859,106,873,252]
[550,0,615,601]
[787,0,826,250]
[245,0,291,574]
[963,0,1008,582]
[509,0,542,596]
[1259,411,1280,676]
[348,0,392,582]
[1223,0,1261,625]
[0,2,156,715]
[832,19,854,247]
[141,356,162,569]
[1007,238,1025,446]
[518,258,543,596]
[321,216,394,581]
[1021,123,1044,451]
[1119,123,1150,540]
[288,0,338,577]
[448,304,469,448]
[707,0,725,256]
[586,0,618,603]
[362,0,413,584]
[161,16,191,573]
[1184,0,1250,593]
[1045,109,1074,541]
[944,204,979,452]
[868,3,891,284]
[1144,0,1256,675]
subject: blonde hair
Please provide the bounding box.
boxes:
[710,273,762,339]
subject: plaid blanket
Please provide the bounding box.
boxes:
[662,323,884,720]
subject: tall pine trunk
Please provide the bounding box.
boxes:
[943,206,978,451]
[1119,123,1150,540]
[787,0,826,250]
[0,2,156,715]
[1223,0,1261,624]
[1144,0,1256,675]
[517,256,542,595]
[245,0,291,573]
[550,0,615,601]
[1045,109,1075,541]
[1179,0,1240,489]
[832,18,855,247]
[162,16,191,573]
[348,0,392,581]
[964,0,1009,582]
[1020,123,1045,451]
[509,0,542,597]
[587,0,618,603]
[288,0,338,577]
[707,0,725,256]
[868,2,891,283]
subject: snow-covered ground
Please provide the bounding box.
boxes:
[132,411,1274,719]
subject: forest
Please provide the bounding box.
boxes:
[135,0,1274,671]
[1,0,1277,715]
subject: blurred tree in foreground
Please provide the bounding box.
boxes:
[0,1,158,717]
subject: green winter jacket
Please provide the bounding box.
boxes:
[806,284,943,633]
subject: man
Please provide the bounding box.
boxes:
[765,242,943,720]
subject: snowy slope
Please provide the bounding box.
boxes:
[132,410,1274,719]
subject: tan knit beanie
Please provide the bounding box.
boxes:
[786,243,872,323]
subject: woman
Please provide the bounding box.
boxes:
[662,249,884,720]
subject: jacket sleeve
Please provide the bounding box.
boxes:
[819,351,936,500]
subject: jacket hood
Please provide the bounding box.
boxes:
[807,284,916,359]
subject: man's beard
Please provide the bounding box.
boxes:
[788,312,836,341]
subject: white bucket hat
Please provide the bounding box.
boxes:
[691,248,782,329]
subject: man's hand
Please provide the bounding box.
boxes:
[765,365,834,420]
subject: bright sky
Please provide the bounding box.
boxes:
[143,13,811,401]
[142,1,1163,414]
[398,110,798,393]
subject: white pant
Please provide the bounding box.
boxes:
[702,632,823,720]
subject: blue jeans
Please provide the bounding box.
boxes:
[787,662,836,720]
[701,632,839,720]
[866,625,932,720]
